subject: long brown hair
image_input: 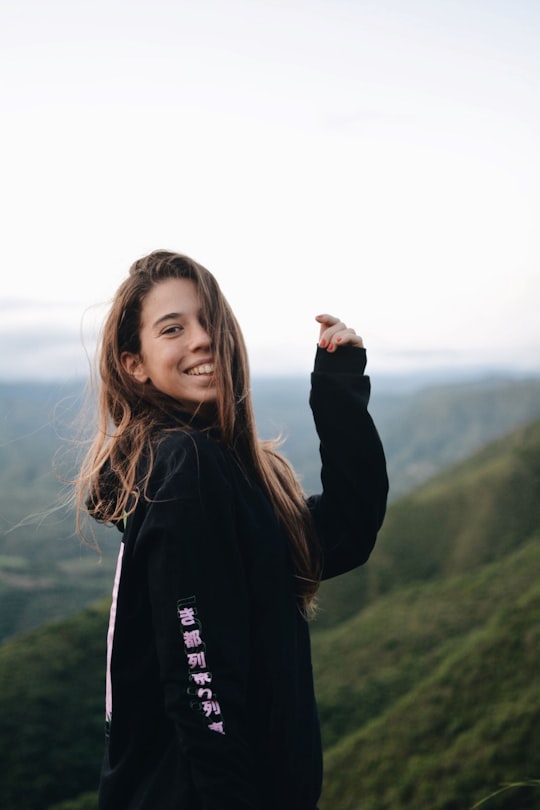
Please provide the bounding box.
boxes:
[76,251,320,613]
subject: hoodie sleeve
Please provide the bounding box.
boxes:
[306,346,389,580]
[142,433,260,810]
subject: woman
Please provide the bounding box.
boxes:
[77,250,388,810]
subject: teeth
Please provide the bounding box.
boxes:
[186,363,214,376]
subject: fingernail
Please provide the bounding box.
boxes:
[319,339,327,348]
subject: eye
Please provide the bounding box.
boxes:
[161,324,183,336]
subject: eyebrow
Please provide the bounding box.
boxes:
[152,312,183,329]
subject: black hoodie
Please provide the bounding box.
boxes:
[98,346,388,810]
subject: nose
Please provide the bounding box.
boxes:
[188,320,212,351]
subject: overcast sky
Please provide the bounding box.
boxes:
[1,0,538,380]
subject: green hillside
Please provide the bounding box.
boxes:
[370,375,540,497]
[0,602,108,810]
[2,376,540,641]
[0,381,117,641]
[314,538,540,809]
[0,418,539,809]
[315,418,540,629]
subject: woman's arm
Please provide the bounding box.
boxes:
[143,435,260,809]
[307,315,389,580]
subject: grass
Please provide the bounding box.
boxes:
[318,569,540,810]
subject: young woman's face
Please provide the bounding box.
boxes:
[123,277,217,414]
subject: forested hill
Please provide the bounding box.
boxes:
[315,417,540,628]
[1,374,540,642]
[253,373,540,496]
[312,417,540,810]
[1,414,539,809]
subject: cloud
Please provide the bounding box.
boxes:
[0,324,95,381]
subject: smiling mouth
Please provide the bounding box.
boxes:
[186,363,215,376]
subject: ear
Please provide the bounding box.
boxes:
[121,352,149,383]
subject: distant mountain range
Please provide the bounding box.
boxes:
[1,374,540,641]
[0,375,539,808]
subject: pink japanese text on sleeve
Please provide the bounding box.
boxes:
[177,596,226,736]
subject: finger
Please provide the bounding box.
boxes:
[315,313,340,325]
[315,314,338,339]
[315,314,364,351]
[315,314,342,345]
[319,322,349,346]
[325,327,363,352]
[333,329,364,349]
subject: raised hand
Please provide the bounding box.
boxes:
[315,314,364,352]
